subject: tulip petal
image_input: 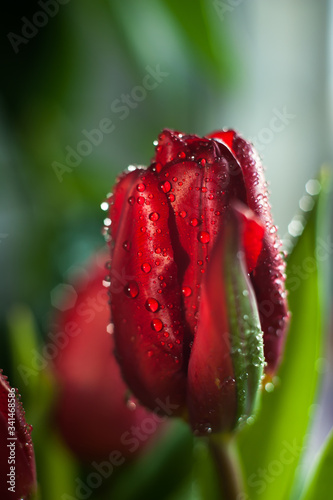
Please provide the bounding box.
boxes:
[208,130,290,373]
[0,372,36,499]
[187,206,265,435]
[153,130,247,338]
[109,168,187,414]
[52,252,160,461]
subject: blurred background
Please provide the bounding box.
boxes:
[0,1,332,499]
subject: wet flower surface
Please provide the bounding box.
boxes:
[107,129,289,435]
[0,372,36,499]
[52,252,164,462]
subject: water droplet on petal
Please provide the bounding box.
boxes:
[182,286,192,297]
[123,240,131,251]
[125,281,139,298]
[161,181,171,193]
[178,151,186,159]
[149,212,160,221]
[137,196,145,205]
[128,196,135,205]
[198,231,210,244]
[100,201,109,211]
[168,194,175,202]
[146,298,159,312]
[190,218,199,227]
[151,318,163,332]
[127,398,137,410]
[141,263,151,273]
[137,183,146,192]
[179,210,187,218]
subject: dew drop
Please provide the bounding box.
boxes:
[106,323,114,334]
[141,263,151,273]
[125,281,139,298]
[182,286,192,297]
[128,196,135,205]
[123,240,131,251]
[265,382,275,393]
[100,201,109,211]
[137,196,145,205]
[190,218,199,227]
[151,318,163,332]
[178,151,186,159]
[305,179,321,196]
[179,210,187,218]
[146,298,159,312]
[136,183,146,192]
[168,193,175,202]
[149,212,160,221]
[198,231,210,244]
[161,181,171,193]
[127,398,137,411]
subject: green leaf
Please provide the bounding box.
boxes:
[162,0,236,85]
[7,305,42,404]
[299,428,333,500]
[237,170,331,500]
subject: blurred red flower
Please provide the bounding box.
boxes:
[52,251,164,462]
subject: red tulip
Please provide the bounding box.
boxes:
[52,251,164,462]
[107,129,289,435]
[0,372,36,500]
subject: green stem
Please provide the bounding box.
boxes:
[209,435,245,500]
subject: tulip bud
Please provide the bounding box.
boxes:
[0,371,36,499]
[107,129,290,435]
[52,251,164,462]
